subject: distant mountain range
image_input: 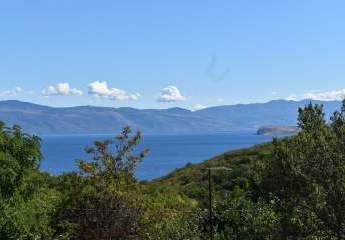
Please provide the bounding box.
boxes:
[0,100,342,135]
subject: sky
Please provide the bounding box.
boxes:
[1,0,345,109]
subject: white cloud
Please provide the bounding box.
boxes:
[42,83,83,96]
[157,86,187,102]
[286,94,298,101]
[285,89,345,102]
[217,98,224,103]
[88,81,140,101]
[69,88,83,96]
[0,87,24,97]
[303,89,345,101]
[191,104,207,111]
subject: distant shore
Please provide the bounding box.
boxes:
[257,125,299,135]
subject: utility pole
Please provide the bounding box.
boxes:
[208,168,214,240]
[207,167,232,240]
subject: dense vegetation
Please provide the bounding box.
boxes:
[1,100,345,239]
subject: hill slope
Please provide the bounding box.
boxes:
[149,142,273,201]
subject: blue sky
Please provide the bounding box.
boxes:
[1,0,345,109]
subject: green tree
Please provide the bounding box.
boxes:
[77,126,148,190]
[0,123,41,198]
[0,122,61,240]
[213,187,276,240]
[58,126,149,239]
[140,188,200,240]
[259,101,345,239]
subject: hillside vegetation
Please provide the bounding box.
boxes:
[2,100,345,239]
[149,142,273,202]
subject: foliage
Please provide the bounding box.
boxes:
[0,123,61,240]
[58,190,144,240]
[140,187,200,239]
[0,123,41,199]
[257,101,345,239]
[77,126,149,190]
[54,126,149,239]
[150,143,273,202]
[213,187,277,240]
[0,174,61,239]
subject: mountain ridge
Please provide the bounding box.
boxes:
[0,99,341,135]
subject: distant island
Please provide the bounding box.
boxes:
[257,125,299,135]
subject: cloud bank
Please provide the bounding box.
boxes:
[286,89,345,101]
[0,87,25,97]
[157,86,186,102]
[42,83,83,96]
[303,89,345,101]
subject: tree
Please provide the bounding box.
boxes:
[59,126,149,239]
[213,187,276,240]
[0,122,61,240]
[0,122,41,199]
[140,188,200,240]
[77,126,149,190]
[259,101,345,239]
[60,190,144,240]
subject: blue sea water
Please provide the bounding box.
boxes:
[40,132,273,180]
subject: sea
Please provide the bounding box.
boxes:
[40,132,274,180]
